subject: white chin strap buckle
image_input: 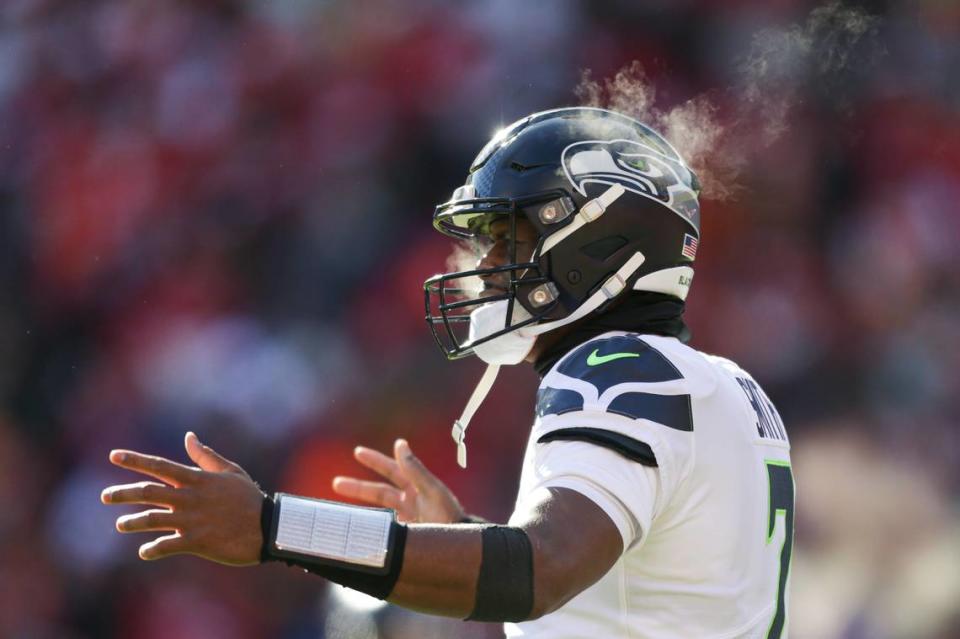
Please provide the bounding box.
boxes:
[451,419,467,468]
[601,272,627,299]
[449,364,501,468]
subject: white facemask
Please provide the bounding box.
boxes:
[467,299,536,365]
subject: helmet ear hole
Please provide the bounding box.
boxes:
[580,236,628,261]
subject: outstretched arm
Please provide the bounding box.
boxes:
[102,434,622,620]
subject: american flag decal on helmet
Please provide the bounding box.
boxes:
[681,234,698,261]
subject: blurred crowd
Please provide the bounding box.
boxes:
[0,0,958,637]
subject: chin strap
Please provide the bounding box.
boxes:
[451,251,647,467]
[451,363,501,468]
[526,251,645,336]
[537,184,624,256]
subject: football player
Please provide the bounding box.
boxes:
[102,108,794,638]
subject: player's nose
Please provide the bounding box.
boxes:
[476,238,509,271]
[476,242,511,294]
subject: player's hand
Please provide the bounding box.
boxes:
[332,439,466,524]
[101,432,265,566]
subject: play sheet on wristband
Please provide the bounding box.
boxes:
[275,496,392,568]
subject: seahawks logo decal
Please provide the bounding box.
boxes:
[561,139,700,224]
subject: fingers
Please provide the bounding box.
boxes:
[331,477,403,509]
[139,532,192,561]
[395,439,441,494]
[101,481,184,507]
[115,508,182,534]
[353,446,410,489]
[184,432,244,475]
[109,450,197,487]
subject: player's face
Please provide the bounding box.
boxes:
[476,217,539,297]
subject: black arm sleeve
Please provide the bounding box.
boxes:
[467,526,535,622]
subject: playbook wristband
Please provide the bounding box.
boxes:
[261,493,407,599]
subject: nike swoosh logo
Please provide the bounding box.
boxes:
[586,349,641,366]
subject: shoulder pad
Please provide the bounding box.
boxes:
[556,334,682,394]
[537,334,693,431]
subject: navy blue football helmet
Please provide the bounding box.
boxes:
[424,107,701,360]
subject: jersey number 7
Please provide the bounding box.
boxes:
[765,460,795,639]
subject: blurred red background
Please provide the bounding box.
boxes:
[0,1,958,637]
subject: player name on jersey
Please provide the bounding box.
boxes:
[736,377,787,442]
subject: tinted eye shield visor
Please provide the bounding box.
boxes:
[425,191,572,359]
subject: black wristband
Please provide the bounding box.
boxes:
[259,493,275,563]
[297,524,407,599]
[260,493,407,600]
[459,513,491,524]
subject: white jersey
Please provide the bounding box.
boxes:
[506,332,794,639]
